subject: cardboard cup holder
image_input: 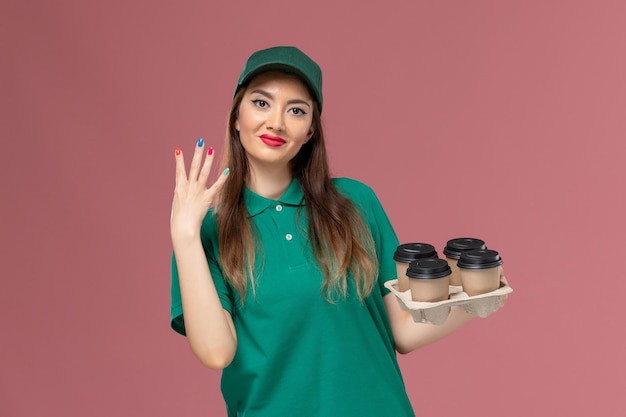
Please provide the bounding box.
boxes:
[384,279,513,325]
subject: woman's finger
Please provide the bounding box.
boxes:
[207,167,230,199]
[198,146,215,186]
[498,266,510,307]
[174,147,187,186]
[499,266,508,285]
[188,138,205,181]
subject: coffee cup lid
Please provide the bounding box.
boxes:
[443,238,486,259]
[393,243,438,263]
[457,249,503,269]
[406,258,451,279]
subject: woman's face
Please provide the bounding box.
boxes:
[235,71,314,172]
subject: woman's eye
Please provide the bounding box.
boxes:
[290,107,306,115]
[252,99,268,108]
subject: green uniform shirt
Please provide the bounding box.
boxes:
[171,178,415,416]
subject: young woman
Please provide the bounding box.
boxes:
[170,46,506,416]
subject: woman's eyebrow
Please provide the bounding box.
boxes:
[249,89,273,99]
[249,89,311,109]
[287,99,311,109]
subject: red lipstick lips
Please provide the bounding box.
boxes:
[260,134,286,147]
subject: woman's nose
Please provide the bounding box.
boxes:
[266,109,285,131]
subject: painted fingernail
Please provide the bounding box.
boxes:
[175,147,181,156]
[197,138,204,147]
[208,146,214,156]
[223,168,230,175]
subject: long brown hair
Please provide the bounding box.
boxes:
[215,82,378,303]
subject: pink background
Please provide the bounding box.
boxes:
[2,0,625,415]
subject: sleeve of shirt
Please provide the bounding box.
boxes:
[170,213,234,336]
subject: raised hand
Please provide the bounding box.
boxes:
[170,138,229,242]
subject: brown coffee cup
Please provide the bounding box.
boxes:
[393,243,438,292]
[443,238,487,286]
[406,258,451,302]
[458,249,503,296]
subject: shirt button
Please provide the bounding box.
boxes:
[285,234,293,241]
[276,204,283,212]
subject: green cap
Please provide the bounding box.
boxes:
[235,46,323,112]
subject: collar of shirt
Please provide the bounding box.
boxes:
[243,178,306,217]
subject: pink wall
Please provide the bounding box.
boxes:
[2,0,625,415]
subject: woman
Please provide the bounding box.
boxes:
[170,46,503,416]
